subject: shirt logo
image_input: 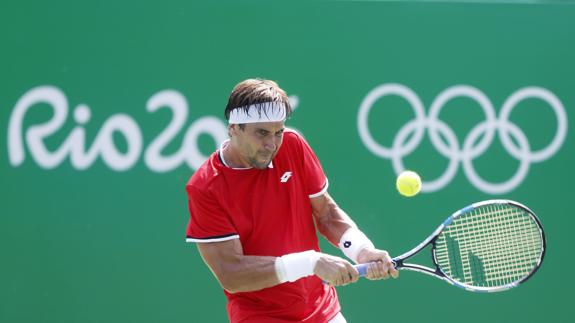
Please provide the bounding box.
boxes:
[280,171,292,183]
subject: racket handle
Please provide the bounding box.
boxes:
[354,260,398,277]
[354,263,369,277]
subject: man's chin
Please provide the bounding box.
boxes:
[252,158,272,169]
[253,162,271,169]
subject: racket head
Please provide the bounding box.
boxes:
[432,200,545,292]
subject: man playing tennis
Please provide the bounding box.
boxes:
[185,78,398,323]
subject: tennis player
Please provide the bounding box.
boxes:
[185,78,398,322]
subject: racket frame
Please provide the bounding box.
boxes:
[391,199,546,292]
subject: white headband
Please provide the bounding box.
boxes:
[228,102,287,124]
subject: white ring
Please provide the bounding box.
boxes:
[357,83,568,194]
[499,86,567,162]
[358,84,426,159]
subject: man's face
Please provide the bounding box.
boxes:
[230,121,285,169]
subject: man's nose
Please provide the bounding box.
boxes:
[263,136,277,151]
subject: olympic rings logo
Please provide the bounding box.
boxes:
[357,84,568,194]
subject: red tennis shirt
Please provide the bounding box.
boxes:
[186,129,340,322]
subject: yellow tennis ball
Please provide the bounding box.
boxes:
[396,171,422,197]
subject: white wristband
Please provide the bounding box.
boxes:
[275,250,319,283]
[338,227,374,264]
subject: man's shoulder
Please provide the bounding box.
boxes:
[284,127,302,138]
[282,128,305,147]
[186,152,221,192]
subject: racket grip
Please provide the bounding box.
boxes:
[354,260,398,277]
[354,263,369,277]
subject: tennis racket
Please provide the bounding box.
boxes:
[355,199,546,292]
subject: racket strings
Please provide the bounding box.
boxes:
[445,206,540,286]
[447,207,540,286]
[434,204,543,288]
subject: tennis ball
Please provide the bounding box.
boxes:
[396,170,422,197]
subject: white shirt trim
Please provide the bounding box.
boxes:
[186,234,240,243]
[309,178,329,198]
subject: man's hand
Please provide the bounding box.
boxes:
[356,247,399,280]
[314,254,359,286]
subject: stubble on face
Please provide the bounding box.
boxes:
[234,122,285,169]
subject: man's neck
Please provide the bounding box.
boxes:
[221,142,251,169]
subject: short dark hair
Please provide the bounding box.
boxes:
[224,78,292,123]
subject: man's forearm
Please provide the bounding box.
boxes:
[313,195,357,246]
[207,254,279,293]
[199,250,319,293]
[312,194,376,264]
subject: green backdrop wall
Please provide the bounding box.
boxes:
[1,1,574,322]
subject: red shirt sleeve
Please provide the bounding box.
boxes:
[293,131,328,197]
[185,184,238,243]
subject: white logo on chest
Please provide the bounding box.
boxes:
[280,171,292,183]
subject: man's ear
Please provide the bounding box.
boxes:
[228,124,237,137]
